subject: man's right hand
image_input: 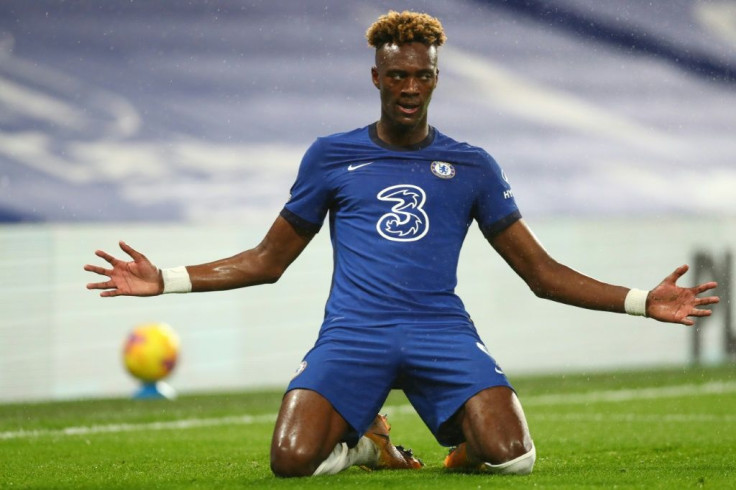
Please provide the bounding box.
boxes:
[84,241,163,297]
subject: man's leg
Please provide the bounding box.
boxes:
[270,389,349,477]
[270,389,422,477]
[444,386,535,474]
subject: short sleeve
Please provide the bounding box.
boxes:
[281,139,333,234]
[474,151,521,239]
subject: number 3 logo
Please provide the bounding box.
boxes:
[376,184,429,242]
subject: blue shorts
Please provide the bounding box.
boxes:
[286,321,512,446]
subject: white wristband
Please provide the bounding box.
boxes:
[161,266,192,294]
[624,288,648,317]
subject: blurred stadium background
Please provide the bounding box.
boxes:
[0,0,734,402]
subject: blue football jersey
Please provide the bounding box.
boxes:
[282,123,520,330]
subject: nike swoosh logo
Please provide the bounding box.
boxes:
[348,161,374,171]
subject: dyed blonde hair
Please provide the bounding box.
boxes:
[366,10,446,48]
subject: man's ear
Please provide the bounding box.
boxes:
[371,66,380,89]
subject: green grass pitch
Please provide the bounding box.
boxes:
[1,365,735,489]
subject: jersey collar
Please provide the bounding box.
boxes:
[369,122,436,152]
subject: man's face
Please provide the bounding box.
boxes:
[372,42,439,130]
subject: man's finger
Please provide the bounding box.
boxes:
[689,308,713,318]
[94,249,118,266]
[119,241,144,261]
[694,281,718,295]
[86,280,115,290]
[84,264,111,277]
[665,264,689,284]
[696,295,720,306]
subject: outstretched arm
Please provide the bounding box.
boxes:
[489,219,719,326]
[85,216,313,297]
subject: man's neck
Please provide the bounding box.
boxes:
[375,120,429,147]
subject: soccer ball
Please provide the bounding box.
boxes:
[123,323,180,383]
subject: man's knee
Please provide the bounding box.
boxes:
[270,442,322,478]
[483,444,536,475]
[482,435,533,464]
[270,389,349,477]
[459,385,534,471]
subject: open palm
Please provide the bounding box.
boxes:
[646,265,719,326]
[84,241,162,297]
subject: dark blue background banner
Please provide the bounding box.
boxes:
[1,1,734,222]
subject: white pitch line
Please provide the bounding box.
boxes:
[2,381,734,441]
[0,413,276,441]
[533,413,736,423]
[521,380,736,406]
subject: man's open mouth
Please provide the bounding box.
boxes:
[398,103,420,115]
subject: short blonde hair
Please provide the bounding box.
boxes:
[366,10,447,49]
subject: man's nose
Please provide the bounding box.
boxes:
[402,77,419,94]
